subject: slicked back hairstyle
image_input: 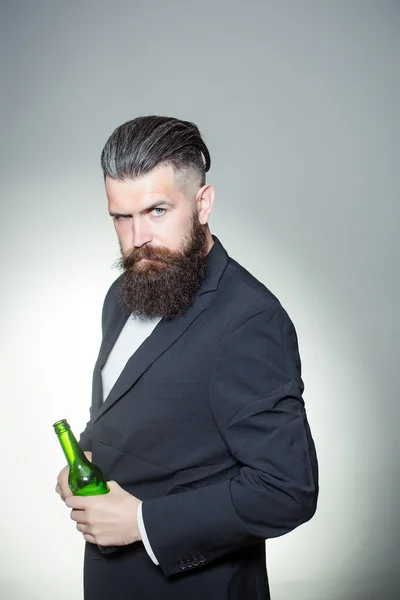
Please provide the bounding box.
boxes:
[100,116,211,187]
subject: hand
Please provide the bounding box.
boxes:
[65,481,142,547]
[55,451,92,501]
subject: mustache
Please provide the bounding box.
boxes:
[116,245,183,270]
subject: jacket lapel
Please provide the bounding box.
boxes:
[92,236,229,424]
[90,308,128,419]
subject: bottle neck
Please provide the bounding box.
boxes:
[56,425,87,468]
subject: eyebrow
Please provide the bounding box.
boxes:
[109,199,174,218]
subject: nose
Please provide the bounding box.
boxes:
[132,218,152,248]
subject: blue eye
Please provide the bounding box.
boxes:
[152,208,166,216]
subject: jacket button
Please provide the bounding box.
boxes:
[192,556,200,567]
[178,560,187,570]
[185,557,193,568]
[198,552,207,563]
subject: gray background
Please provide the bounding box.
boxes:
[0,1,399,599]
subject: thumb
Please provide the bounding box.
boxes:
[107,480,120,492]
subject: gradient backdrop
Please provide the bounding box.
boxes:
[1,2,399,599]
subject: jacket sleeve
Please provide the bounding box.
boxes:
[142,299,319,577]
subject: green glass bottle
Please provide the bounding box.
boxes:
[53,418,117,554]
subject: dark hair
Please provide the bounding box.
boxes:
[100,116,211,186]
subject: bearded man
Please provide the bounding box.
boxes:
[55,115,318,600]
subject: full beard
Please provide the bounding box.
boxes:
[115,216,209,321]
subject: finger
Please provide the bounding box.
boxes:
[55,484,66,502]
[76,523,89,533]
[65,496,89,510]
[60,482,72,499]
[70,509,87,524]
[106,480,119,492]
[83,534,96,544]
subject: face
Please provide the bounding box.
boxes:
[105,165,215,320]
[106,164,212,257]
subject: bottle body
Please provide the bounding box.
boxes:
[53,419,117,554]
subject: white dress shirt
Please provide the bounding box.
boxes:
[101,313,162,565]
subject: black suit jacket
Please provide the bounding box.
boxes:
[79,236,318,600]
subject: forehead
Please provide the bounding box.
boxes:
[105,165,181,204]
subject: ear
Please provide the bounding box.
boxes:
[196,184,215,225]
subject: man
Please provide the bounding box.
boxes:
[55,115,318,600]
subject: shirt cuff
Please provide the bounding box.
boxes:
[137,501,159,565]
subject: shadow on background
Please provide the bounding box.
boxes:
[0,580,42,600]
[0,579,81,600]
[272,576,400,600]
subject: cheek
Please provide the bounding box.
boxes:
[161,225,186,251]
[114,225,131,251]
[164,214,193,249]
